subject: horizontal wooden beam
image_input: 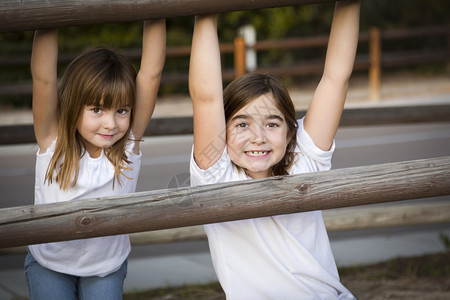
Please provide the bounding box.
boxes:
[1,103,450,145]
[127,201,450,243]
[0,0,333,33]
[3,201,449,255]
[0,156,449,248]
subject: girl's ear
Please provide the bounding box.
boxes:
[287,123,297,141]
[286,124,298,152]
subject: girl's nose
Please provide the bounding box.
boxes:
[103,113,117,129]
[251,125,267,144]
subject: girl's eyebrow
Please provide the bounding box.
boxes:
[267,114,284,121]
[230,114,248,121]
[231,114,284,122]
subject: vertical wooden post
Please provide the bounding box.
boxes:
[446,31,450,74]
[369,27,381,102]
[234,36,246,78]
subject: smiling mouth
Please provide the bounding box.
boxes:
[245,151,270,157]
[99,134,115,139]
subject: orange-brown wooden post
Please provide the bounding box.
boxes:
[234,36,246,78]
[369,27,381,101]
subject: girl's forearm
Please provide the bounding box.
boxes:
[189,15,226,170]
[31,29,59,148]
[140,19,166,80]
[323,0,361,81]
[189,15,222,103]
[134,19,166,140]
[31,29,58,84]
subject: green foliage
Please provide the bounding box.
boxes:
[362,0,450,29]
[219,3,334,42]
[440,232,450,252]
[59,22,143,53]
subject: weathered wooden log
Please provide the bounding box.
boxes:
[2,201,449,255]
[128,201,450,243]
[0,0,333,33]
[0,156,449,248]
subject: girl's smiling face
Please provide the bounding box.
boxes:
[226,93,290,178]
[77,104,131,158]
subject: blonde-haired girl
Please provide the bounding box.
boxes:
[25,20,166,299]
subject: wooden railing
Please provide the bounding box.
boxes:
[1,156,449,249]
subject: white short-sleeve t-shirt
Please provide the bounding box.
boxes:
[30,138,141,277]
[190,118,355,299]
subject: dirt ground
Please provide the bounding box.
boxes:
[340,252,450,300]
[124,252,450,300]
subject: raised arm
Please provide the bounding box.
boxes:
[304,0,360,151]
[132,19,166,154]
[189,15,226,169]
[31,29,59,152]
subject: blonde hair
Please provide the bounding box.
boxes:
[45,46,137,190]
[223,73,297,176]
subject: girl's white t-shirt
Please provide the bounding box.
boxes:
[190,118,355,299]
[29,138,141,277]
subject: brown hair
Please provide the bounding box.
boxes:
[223,73,297,176]
[45,46,137,190]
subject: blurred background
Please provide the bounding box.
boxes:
[0,0,449,108]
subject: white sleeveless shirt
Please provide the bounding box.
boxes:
[29,138,141,277]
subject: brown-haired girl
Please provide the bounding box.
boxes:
[25,20,166,299]
[189,1,360,298]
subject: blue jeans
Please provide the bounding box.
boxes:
[24,252,127,300]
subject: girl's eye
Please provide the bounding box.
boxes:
[91,107,102,114]
[266,123,279,128]
[236,123,248,128]
[117,108,128,115]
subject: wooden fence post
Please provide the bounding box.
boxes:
[369,27,381,101]
[234,36,246,78]
[447,30,450,74]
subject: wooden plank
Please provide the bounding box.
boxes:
[0,156,449,248]
[0,0,333,33]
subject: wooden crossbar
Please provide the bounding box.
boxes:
[0,0,333,33]
[0,156,449,248]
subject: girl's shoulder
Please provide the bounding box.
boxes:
[190,145,243,186]
[292,118,334,173]
[37,137,57,156]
